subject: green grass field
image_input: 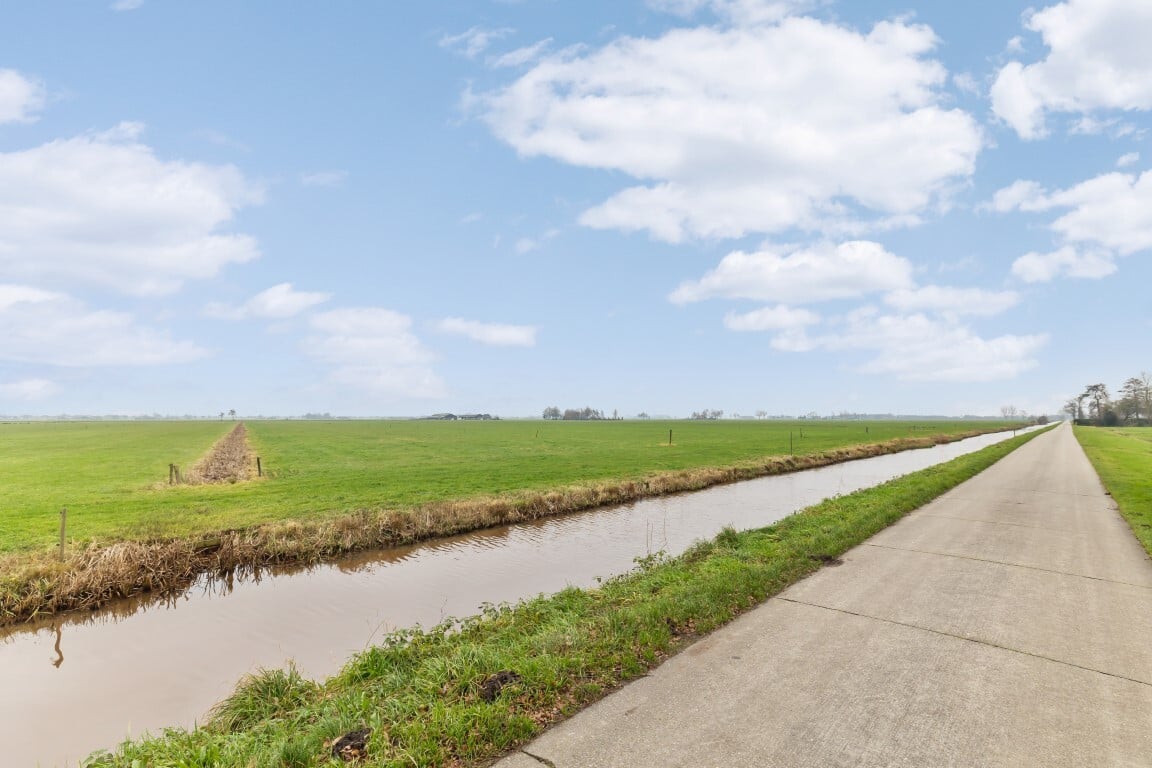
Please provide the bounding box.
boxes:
[1074,426,1152,555]
[0,419,1006,555]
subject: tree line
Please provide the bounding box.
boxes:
[1064,372,1152,426]
[542,406,620,421]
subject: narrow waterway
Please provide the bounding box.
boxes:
[1,428,1035,767]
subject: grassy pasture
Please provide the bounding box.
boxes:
[1,418,1005,555]
[1074,426,1152,556]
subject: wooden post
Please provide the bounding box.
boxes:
[257,457,263,477]
[169,463,175,485]
[668,429,672,445]
[790,432,793,455]
[58,508,67,561]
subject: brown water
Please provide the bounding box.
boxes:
[0,428,1034,766]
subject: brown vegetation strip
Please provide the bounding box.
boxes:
[0,429,1005,626]
[184,423,253,484]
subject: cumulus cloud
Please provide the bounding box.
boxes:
[0,283,206,366]
[828,310,1048,382]
[883,285,1020,316]
[670,241,914,305]
[437,317,537,346]
[992,169,1152,281]
[0,69,46,124]
[723,305,820,331]
[1117,152,1140,168]
[991,0,1152,139]
[760,309,1047,382]
[207,283,331,320]
[440,26,513,59]
[474,15,981,242]
[0,378,60,401]
[1011,246,1118,283]
[305,308,445,398]
[0,122,263,296]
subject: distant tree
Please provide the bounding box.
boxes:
[636,412,650,420]
[1063,400,1079,421]
[1000,405,1018,419]
[229,409,237,421]
[1083,384,1110,423]
[542,406,561,420]
[219,411,225,421]
[755,410,768,420]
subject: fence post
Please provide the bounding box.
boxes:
[257,457,263,477]
[59,508,67,562]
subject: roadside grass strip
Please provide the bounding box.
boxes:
[84,427,1050,768]
[1074,426,1152,556]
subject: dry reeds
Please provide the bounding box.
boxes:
[0,429,997,627]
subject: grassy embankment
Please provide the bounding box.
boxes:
[1,419,1018,623]
[1074,426,1152,555]
[85,426,1050,768]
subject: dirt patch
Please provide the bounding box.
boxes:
[184,423,253,485]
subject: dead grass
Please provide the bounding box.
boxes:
[183,423,255,485]
[0,429,998,626]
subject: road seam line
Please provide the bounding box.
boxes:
[862,542,1152,591]
[774,596,1152,689]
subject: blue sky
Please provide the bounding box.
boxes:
[0,0,1148,418]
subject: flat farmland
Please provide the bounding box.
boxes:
[0,419,1005,555]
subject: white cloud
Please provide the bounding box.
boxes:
[0,69,45,124]
[773,309,1047,382]
[832,311,1048,382]
[991,0,1152,139]
[723,305,820,331]
[983,179,1049,213]
[647,0,816,25]
[1117,152,1140,168]
[670,241,914,305]
[440,26,514,59]
[0,123,263,296]
[883,285,1020,316]
[305,308,445,398]
[993,170,1152,282]
[490,39,553,68]
[515,237,539,254]
[0,378,60,401]
[475,16,981,242]
[300,170,347,187]
[0,284,206,366]
[438,317,537,346]
[111,0,144,10]
[1011,246,1117,283]
[207,283,331,320]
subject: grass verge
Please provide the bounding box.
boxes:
[1074,426,1152,556]
[84,426,1050,767]
[1,428,1014,626]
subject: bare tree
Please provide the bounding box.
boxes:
[229,409,237,422]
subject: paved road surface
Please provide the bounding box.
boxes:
[496,423,1152,768]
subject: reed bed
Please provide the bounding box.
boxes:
[0,428,1007,626]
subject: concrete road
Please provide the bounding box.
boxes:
[496,423,1152,768]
